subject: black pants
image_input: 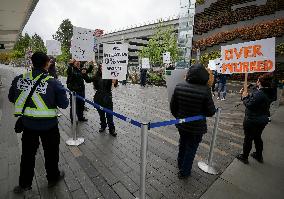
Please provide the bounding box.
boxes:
[178,130,203,176]
[97,109,115,130]
[242,121,266,159]
[19,126,60,188]
[70,91,85,120]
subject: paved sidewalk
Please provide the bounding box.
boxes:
[201,105,284,199]
[1,64,282,199]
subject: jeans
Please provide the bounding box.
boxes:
[97,109,115,130]
[242,121,266,159]
[217,83,227,99]
[70,91,85,120]
[19,126,60,188]
[178,130,203,176]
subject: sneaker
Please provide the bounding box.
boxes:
[109,129,117,137]
[250,152,263,163]
[177,171,190,180]
[221,98,226,101]
[236,154,249,164]
[13,186,32,194]
[217,97,220,100]
[99,127,106,133]
[48,170,65,188]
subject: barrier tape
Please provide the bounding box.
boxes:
[149,115,206,129]
[64,89,142,128]
[64,88,206,129]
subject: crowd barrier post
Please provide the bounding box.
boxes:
[198,108,221,175]
[66,92,85,146]
[139,123,149,199]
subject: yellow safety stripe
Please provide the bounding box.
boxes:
[14,73,57,117]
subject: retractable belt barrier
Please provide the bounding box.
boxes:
[63,88,220,199]
[64,88,206,129]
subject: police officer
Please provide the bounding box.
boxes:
[66,60,88,122]
[8,52,69,193]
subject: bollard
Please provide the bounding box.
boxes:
[139,123,149,199]
[66,92,85,146]
[198,108,221,175]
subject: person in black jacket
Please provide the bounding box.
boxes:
[237,73,274,164]
[66,60,87,122]
[140,68,147,87]
[8,52,68,193]
[83,64,118,136]
[170,64,216,179]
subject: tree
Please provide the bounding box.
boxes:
[13,33,31,58]
[30,33,47,53]
[139,22,179,67]
[56,45,71,64]
[52,19,73,50]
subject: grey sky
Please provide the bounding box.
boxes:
[23,0,179,41]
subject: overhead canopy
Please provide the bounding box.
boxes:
[0,0,39,51]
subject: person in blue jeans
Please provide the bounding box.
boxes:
[170,64,216,179]
[217,73,227,100]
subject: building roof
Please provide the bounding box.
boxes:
[0,0,39,51]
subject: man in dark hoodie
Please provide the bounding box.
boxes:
[237,73,274,164]
[170,64,216,179]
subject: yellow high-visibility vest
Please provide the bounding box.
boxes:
[14,72,57,118]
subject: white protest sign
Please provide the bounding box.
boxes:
[46,40,61,56]
[221,37,275,74]
[102,43,128,80]
[142,58,150,69]
[208,60,216,71]
[71,26,95,61]
[165,69,187,103]
[163,52,171,64]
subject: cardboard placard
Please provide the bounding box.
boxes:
[221,37,275,74]
[165,69,188,103]
[46,40,61,56]
[141,58,150,69]
[102,43,128,80]
[163,52,171,64]
[71,26,95,61]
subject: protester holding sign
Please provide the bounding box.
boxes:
[67,60,88,122]
[237,73,275,164]
[83,64,118,137]
[170,64,216,179]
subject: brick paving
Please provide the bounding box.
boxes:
[0,65,246,199]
